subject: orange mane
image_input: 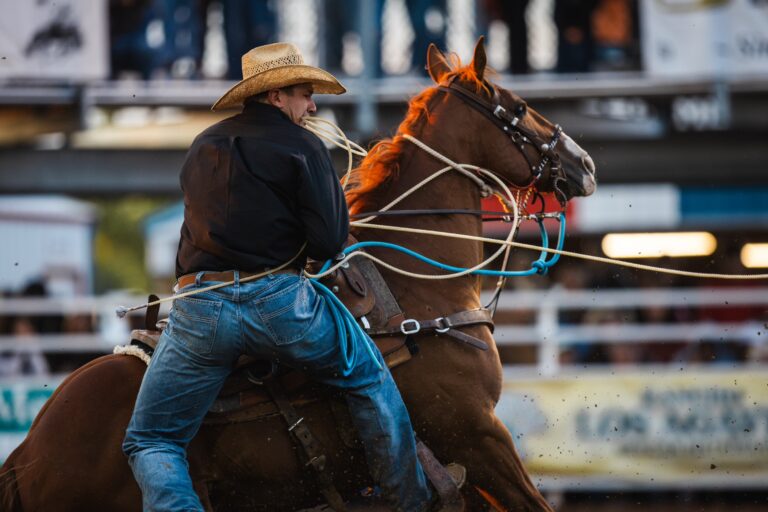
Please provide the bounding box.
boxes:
[344,56,493,216]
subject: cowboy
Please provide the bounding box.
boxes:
[122,42,454,511]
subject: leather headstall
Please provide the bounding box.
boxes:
[437,77,567,202]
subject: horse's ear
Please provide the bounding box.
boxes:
[471,36,487,81]
[426,43,451,84]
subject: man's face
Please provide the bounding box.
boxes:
[272,84,316,126]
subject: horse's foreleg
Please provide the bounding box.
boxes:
[453,415,553,512]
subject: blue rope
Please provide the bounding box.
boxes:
[310,213,566,372]
[309,280,383,375]
[320,213,566,278]
[529,213,566,275]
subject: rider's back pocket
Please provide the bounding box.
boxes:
[169,296,223,354]
[255,277,316,345]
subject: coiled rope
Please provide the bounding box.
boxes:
[310,280,383,372]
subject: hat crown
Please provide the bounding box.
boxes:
[241,43,305,80]
[212,41,344,111]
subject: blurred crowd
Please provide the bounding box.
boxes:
[0,280,97,378]
[497,244,768,367]
[109,0,640,80]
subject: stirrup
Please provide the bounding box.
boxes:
[444,463,466,490]
[430,464,465,512]
[415,441,465,511]
[429,463,466,512]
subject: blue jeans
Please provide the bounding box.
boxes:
[123,271,433,511]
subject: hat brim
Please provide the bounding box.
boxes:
[211,65,346,111]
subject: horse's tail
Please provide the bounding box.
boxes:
[0,462,23,511]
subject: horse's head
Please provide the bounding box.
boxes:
[426,37,597,203]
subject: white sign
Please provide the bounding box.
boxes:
[0,0,108,81]
[575,184,681,233]
[641,0,768,77]
[0,196,96,294]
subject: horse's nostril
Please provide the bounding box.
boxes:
[582,154,596,174]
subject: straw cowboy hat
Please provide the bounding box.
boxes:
[212,42,346,111]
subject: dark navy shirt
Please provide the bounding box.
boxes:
[175,101,349,277]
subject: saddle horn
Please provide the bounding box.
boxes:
[145,294,160,331]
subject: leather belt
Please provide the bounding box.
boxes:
[177,268,299,290]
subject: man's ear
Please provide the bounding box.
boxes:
[266,89,282,106]
[471,36,487,81]
[426,43,451,84]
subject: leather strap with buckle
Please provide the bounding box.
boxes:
[265,379,347,511]
[176,268,299,290]
[367,308,493,351]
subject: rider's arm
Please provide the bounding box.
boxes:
[294,146,349,261]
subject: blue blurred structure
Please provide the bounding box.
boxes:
[156,0,206,78]
[554,0,598,73]
[109,0,159,79]
[221,0,277,80]
[405,0,447,74]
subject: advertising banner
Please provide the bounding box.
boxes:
[4,370,767,483]
[0,377,61,463]
[641,0,768,77]
[0,0,108,81]
[497,369,768,485]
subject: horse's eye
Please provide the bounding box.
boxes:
[515,104,527,118]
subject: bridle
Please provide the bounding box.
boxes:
[345,77,572,228]
[437,78,569,205]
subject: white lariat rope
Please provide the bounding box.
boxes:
[116,116,767,318]
[303,122,521,280]
[115,245,306,318]
[401,134,492,196]
[352,222,768,280]
[303,117,768,281]
[304,117,366,188]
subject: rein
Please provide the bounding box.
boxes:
[321,219,565,280]
[349,191,556,222]
[350,209,515,219]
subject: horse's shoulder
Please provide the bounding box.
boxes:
[71,353,146,386]
[28,354,145,434]
[48,354,144,403]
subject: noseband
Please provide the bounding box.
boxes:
[437,80,569,204]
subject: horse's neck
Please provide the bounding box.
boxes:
[360,140,485,310]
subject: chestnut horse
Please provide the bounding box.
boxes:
[0,39,596,511]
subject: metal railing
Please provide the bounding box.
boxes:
[1,287,766,370]
[0,293,165,352]
[486,286,767,376]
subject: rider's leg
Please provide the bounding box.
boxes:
[123,283,241,512]
[242,274,434,512]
